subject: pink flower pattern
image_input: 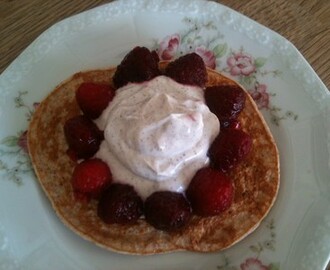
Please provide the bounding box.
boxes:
[17,131,28,153]
[194,46,216,69]
[227,52,256,76]
[240,258,269,270]
[0,91,37,184]
[16,103,39,153]
[158,34,180,60]
[248,84,270,109]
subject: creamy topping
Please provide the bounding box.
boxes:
[95,76,220,198]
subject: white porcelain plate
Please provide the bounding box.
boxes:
[0,0,329,269]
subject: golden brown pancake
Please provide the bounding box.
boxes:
[28,63,279,254]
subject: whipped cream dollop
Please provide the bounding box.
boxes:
[95,76,220,198]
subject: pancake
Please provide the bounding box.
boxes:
[27,63,280,254]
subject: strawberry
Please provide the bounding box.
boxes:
[72,158,112,200]
[165,53,207,88]
[64,115,103,159]
[204,85,246,127]
[144,191,192,231]
[76,82,115,119]
[97,183,143,224]
[186,167,233,216]
[208,129,252,173]
[113,46,160,88]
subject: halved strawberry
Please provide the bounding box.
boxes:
[204,85,246,128]
[76,82,115,119]
[72,158,112,201]
[112,46,160,88]
[208,129,252,173]
[165,53,207,88]
[186,167,233,216]
[64,115,103,159]
[144,191,192,231]
[97,183,143,224]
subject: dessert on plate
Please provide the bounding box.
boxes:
[28,47,279,254]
